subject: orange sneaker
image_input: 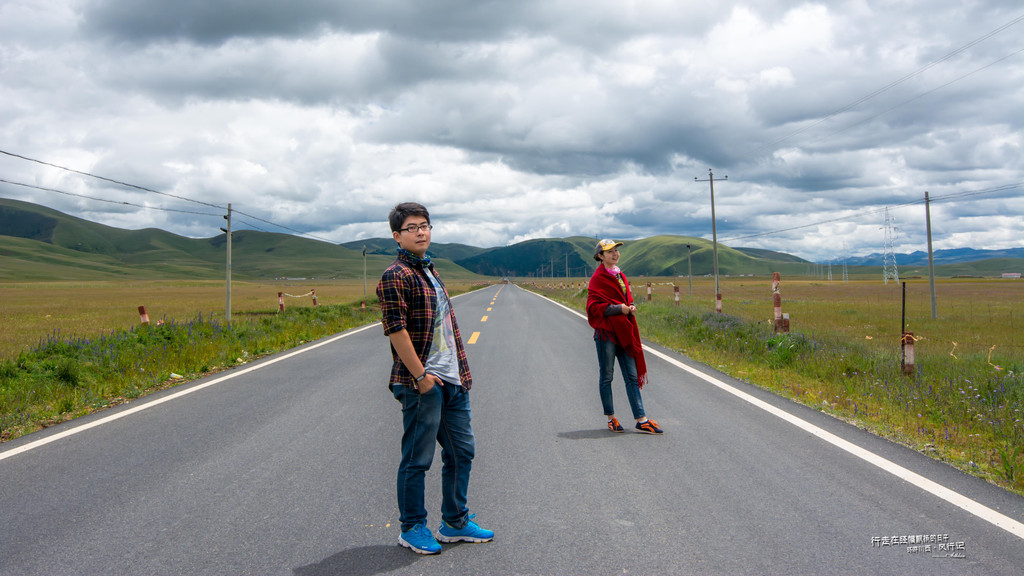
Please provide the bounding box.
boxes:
[635,418,663,434]
[607,417,624,433]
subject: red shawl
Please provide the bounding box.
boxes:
[586,266,648,388]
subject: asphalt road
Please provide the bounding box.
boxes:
[2,283,1023,575]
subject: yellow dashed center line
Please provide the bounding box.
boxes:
[469,288,502,345]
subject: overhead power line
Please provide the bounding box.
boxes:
[1,149,338,243]
[0,178,221,217]
[0,149,223,209]
[230,208,337,244]
[806,47,1024,148]
[231,216,274,234]
[1,177,336,242]
[756,12,1024,155]
[721,183,1022,243]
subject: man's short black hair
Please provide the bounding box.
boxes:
[388,202,430,233]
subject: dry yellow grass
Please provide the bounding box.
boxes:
[6,275,1020,362]
[1,278,484,359]
[534,275,1024,361]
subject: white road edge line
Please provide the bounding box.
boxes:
[528,287,1024,541]
[0,323,382,463]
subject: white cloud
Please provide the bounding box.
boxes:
[0,0,1021,262]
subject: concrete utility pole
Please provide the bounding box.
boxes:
[925,191,937,319]
[220,204,232,322]
[695,169,726,313]
[686,243,693,297]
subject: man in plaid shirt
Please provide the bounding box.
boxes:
[376,202,493,555]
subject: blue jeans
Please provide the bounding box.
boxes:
[392,382,475,532]
[595,336,646,420]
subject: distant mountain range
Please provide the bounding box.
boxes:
[346,235,816,278]
[2,198,1021,281]
[844,248,1024,266]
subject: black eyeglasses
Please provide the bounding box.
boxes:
[400,223,432,233]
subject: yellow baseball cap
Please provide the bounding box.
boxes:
[594,239,623,260]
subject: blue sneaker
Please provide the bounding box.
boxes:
[437,514,494,543]
[398,523,442,555]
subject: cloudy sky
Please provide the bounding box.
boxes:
[1,0,1021,261]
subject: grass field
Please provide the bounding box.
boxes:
[529,275,1023,359]
[0,277,490,441]
[0,279,385,358]
[1,277,484,359]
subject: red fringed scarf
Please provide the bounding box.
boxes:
[586,265,649,389]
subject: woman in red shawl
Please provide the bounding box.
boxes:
[586,239,663,434]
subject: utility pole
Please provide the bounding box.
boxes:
[695,169,726,313]
[686,243,693,297]
[925,191,937,319]
[220,204,232,322]
[565,253,569,278]
[362,245,367,309]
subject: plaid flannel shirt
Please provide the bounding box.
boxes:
[376,251,473,389]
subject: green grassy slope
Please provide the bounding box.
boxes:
[0,199,480,281]
[340,238,487,262]
[0,235,212,281]
[455,237,595,277]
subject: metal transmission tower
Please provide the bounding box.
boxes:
[842,242,849,283]
[882,208,900,285]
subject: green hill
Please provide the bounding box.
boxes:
[350,235,815,278]
[345,234,814,278]
[454,237,593,277]
[733,247,808,263]
[0,198,478,281]
[339,238,487,262]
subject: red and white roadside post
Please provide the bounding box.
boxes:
[138,305,150,326]
[647,282,652,302]
[902,332,916,375]
[900,281,914,375]
[278,292,285,312]
[772,272,788,333]
[674,285,680,306]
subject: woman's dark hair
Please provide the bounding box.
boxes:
[388,202,430,233]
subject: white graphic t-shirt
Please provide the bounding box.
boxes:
[423,269,460,386]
